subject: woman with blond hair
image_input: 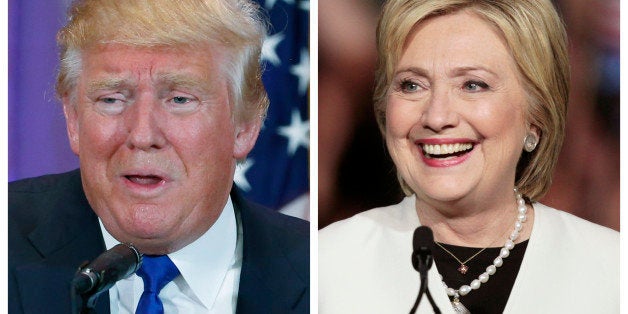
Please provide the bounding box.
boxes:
[319,0,619,313]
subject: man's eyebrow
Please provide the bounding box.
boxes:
[85,73,210,94]
[156,72,206,90]
[87,77,132,94]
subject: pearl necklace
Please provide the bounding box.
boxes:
[442,188,528,314]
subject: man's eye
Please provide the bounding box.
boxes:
[172,96,191,104]
[96,96,125,106]
[94,95,126,115]
[95,93,125,105]
[100,97,120,104]
[165,94,201,114]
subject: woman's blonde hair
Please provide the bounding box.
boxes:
[374,0,570,201]
[56,0,269,123]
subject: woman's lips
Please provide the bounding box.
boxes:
[415,139,476,167]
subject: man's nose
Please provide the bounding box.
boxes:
[125,95,167,151]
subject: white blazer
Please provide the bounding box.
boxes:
[319,196,619,314]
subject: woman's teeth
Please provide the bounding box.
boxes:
[422,143,473,157]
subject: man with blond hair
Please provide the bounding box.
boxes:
[9,0,309,313]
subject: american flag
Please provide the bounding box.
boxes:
[234,0,310,219]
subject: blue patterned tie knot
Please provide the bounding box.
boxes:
[135,255,180,314]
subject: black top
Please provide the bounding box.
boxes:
[433,240,529,314]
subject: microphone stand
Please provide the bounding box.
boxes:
[410,226,441,314]
[71,290,96,314]
[425,287,440,313]
[71,261,98,314]
[409,253,441,314]
[409,269,428,313]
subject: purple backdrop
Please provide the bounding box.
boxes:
[9,0,79,182]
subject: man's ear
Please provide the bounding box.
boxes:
[233,117,262,159]
[62,96,80,155]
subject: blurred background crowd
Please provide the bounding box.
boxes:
[319,0,620,230]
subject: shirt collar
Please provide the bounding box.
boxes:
[101,196,238,310]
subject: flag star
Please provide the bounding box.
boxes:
[262,33,284,67]
[264,0,278,9]
[290,49,309,96]
[278,109,309,155]
[264,0,298,12]
[299,0,309,10]
[234,159,254,192]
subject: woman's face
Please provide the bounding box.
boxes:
[386,11,531,205]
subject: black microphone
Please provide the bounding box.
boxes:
[72,243,142,295]
[412,226,434,272]
[410,226,441,314]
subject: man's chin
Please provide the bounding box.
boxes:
[121,235,181,255]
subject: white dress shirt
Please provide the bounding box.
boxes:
[100,196,243,314]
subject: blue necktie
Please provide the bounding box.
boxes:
[135,255,180,314]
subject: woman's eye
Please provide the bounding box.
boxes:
[464,80,489,92]
[400,80,420,93]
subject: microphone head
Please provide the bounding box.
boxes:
[73,243,142,295]
[413,226,434,252]
[412,226,434,271]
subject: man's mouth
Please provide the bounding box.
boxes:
[125,175,164,186]
[421,143,474,159]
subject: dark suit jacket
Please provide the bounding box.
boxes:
[9,170,309,313]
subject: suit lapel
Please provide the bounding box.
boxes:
[13,171,110,314]
[233,189,308,314]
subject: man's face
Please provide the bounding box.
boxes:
[63,44,260,254]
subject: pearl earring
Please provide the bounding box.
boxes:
[523,133,538,152]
